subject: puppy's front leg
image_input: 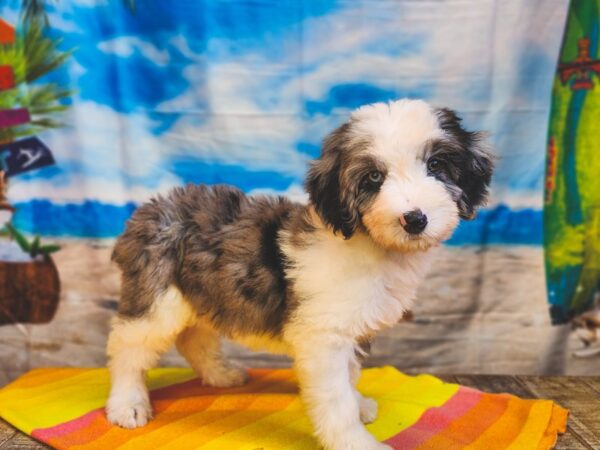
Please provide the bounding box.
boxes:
[293,335,391,450]
[350,355,378,424]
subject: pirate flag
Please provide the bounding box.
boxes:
[0,137,55,177]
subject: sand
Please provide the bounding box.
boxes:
[1,241,598,386]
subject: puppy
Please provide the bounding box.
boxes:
[105,99,493,450]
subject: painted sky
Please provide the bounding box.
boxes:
[1,0,568,237]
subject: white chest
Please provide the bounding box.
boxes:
[283,231,431,339]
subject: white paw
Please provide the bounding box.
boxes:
[202,363,249,388]
[325,428,391,450]
[106,395,152,429]
[359,396,379,424]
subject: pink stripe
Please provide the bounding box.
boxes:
[32,409,103,441]
[30,377,209,441]
[0,108,30,128]
[385,386,482,449]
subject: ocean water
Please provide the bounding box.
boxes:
[13,200,542,245]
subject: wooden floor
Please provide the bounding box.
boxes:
[1,375,599,449]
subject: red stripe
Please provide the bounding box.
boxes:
[30,369,280,442]
[385,386,482,449]
[32,409,103,441]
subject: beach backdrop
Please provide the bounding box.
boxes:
[1,0,598,384]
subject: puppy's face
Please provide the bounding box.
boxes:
[306,99,494,251]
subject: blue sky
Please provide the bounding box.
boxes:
[2,0,569,216]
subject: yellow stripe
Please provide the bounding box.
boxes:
[0,368,197,433]
[361,368,460,442]
[505,401,553,450]
[199,398,306,450]
[1,366,562,450]
[284,369,460,449]
[262,367,459,450]
[117,371,292,450]
[3,368,88,388]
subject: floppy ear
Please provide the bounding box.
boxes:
[305,123,359,238]
[436,108,495,220]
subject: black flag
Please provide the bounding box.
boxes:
[0,137,55,177]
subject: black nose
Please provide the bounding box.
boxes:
[402,209,428,235]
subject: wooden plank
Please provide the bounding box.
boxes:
[581,376,600,396]
[0,433,49,450]
[454,374,535,397]
[0,420,48,450]
[517,376,600,449]
[0,419,16,447]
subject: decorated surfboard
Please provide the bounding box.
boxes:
[544,0,600,324]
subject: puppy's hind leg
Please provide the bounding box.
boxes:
[106,287,194,429]
[176,320,248,388]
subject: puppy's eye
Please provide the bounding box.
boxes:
[427,157,443,172]
[368,171,383,184]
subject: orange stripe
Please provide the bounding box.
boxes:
[45,370,292,449]
[464,396,534,449]
[415,393,510,450]
[45,411,111,449]
[5,368,89,389]
[152,373,298,450]
[77,372,282,449]
[537,404,569,450]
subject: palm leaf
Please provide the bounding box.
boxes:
[30,236,41,256]
[23,22,73,83]
[21,0,50,27]
[39,244,60,254]
[0,16,73,140]
[5,223,31,253]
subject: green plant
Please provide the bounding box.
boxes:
[5,223,60,258]
[0,18,73,143]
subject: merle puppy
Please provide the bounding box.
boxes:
[106,99,494,450]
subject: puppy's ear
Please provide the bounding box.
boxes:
[436,108,495,220]
[305,123,359,238]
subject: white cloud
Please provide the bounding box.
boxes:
[98,36,170,66]
[488,189,544,210]
[0,6,19,25]
[249,184,308,204]
[47,10,83,33]
[9,174,181,205]
[170,35,204,62]
[162,113,310,177]
[159,61,311,176]
[154,0,567,207]
[45,101,167,179]
[70,0,109,7]
[13,0,568,211]
[7,100,180,204]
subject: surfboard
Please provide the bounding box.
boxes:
[544,0,600,324]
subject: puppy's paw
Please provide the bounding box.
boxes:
[359,396,378,424]
[106,396,152,429]
[327,428,392,450]
[373,443,393,450]
[202,363,249,388]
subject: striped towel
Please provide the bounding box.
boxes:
[0,367,567,449]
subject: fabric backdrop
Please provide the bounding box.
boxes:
[1,0,597,383]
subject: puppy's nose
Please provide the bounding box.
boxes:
[401,209,428,235]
